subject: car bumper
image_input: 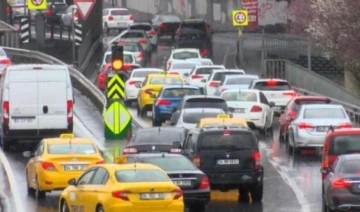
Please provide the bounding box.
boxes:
[205,169,263,189]
[183,189,210,205]
[330,191,360,211]
[293,131,326,147]
[38,171,83,191]
[125,87,139,101]
[107,201,184,212]
[233,113,266,129]
[106,21,133,29]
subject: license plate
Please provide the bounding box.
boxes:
[63,164,86,171]
[13,118,34,124]
[173,180,192,186]
[140,192,169,200]
[234,108,245,113]
[317,126,329,132]
[217,159,240,165]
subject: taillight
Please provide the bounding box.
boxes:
[288,110,297,119]
[266,80,277,86]
[200,49,208,57]
[129,15,134,20]
[298,122,314,130]
[191,74,203,79]
[156,99,171,106]
[193,154,200,167]
[332,178,352,189]
[169,148,182,153]
[250,105,262,112]
[199,177,210,189]
[338,122,352,128]
[283,91,297,97]
[159,23,165,29]
[253,151,261,169]
[128,80,139,85]
[108,15,113,21]
[148,30,156,36]
[46,8,53,16]
[137,51,145,58]
[173,189,183,200]
[209,81,220,87]
[112,190,130,201]
[0,58,11,65]
[67,100,73,123]
[322,153,329,168]
[41,161,56,171]
[96,160,105,164]
[3,101,9,124]
[123,64,132,71]
[122,147,137,155]
[138,39,148,44]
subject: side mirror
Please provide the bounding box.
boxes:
[172,141,182,149]
[135,82,142,88]
[320,167,330,174]
[22,151,33,158]
[269,102,275,108]
[201,79,207,83]
[68,178,77,186]
[247,121,257,130]
[114,156,128,164]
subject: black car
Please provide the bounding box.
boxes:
[182,124,263,202]
[173,37,211,58]
[122,153,210,212]
[45,0,68,25]
[151,15,181,38]
[123,127,188,154]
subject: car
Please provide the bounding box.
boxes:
[171,108,226,130]
[136,73,184,117]
[173,38,212,58]
[213,75,260,96]
[114,40,149,67]
[197,115,249,128]
[182,125,263,202]
[124,68,164,106]
[8,0,28,20]
[0,47,11,76]
[123,127,188,154]
[220,89,275,134]
[186,65,225,91]
[186,58,214,66]
[279,96,331,142]
[204,69,246,96]
[117,153,210,212]
[102,8,134,34]
[59,163,184,212]
[166,48,202,70]
[167,60,202,79]
[110,29,152,55]
[321,127,359,180]
[99,50,138,71]
[151,14,182,39]
[60,4,78,27]
[152,85,202,126]
[287,104,352,153]
[322,154,360,212]
[248,78,297,116]
[23,133,104,197]
[128,22,158,49]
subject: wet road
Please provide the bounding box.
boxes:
[2,32,324,212]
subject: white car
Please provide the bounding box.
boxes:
[102,8,134,33]
[220,89,274,133]
[214,74,260,96]
[186,65,225,89]
[124,68,164,106]
[185,58,214,65]
[100,50,137,70]
[172,108,226,130]
[204,69,246,96]
[167,60,202,80]
[248,78,297,116]
[0,47,11,76]
[166,48,201,70]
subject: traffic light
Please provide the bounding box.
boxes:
[111,44,124,71]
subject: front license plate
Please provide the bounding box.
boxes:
[140,192,169,200]
[173,180,192,186]
[63,164,86,171]
[234,108,245,113]
[13,118,34,124]
[217,159,240,165]
[317,126,329,132]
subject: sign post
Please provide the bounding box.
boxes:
[232,9,248,68]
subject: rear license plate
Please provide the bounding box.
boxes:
[317,126,329,132]
[173,180,192,186]
[13,118,34,124]
[63,164,86,171]
[217,159,240,165]
[140,192,169,200]
[234,108,245,113]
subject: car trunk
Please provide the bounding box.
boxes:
[167,171,204,190]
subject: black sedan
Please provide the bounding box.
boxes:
[123,127,187,154]
[151,15,181,38]
[121,153,210,212]
[322,154,360,211]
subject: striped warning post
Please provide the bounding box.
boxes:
[20,18,29,43]
[74,23,82,46]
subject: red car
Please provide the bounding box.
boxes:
[279,96,331,141]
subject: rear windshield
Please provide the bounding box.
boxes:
[129,25,152,31]
[115,170,169,182]
[123,32,146,38]
[0,49,5,57]
[329,135,360,155]
[162,88,201,98]
[176,41,204,49]
[225,77,256,85]
[122,44,141,52]
[199,131,256,150]
[142,157,197,171]
[184,98,228,110]
[303,108,345,119]
[133,71,160,78]
[47,144,96,154]
[340,160,360,174]
[194,67,222,75]
[133,130,185,144]
[105,54,133,64]
[183,110,224,124]
[111,10,130,16]
[171,63,198,69]
[183,22,206,32]
[159,15,181,22]
[254,81,291,91]
[173,52,198,60]
[222,91,258,102]
[213,72,244,81]
[149,77,182,85]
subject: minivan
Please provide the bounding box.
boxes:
[0,64,74,151]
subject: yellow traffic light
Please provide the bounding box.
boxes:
[112,59,123,70]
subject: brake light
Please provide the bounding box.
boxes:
[123,63,132,71]
[338,122,352,128]
[41,161,56,171]
[137,51,145,58]
[199,177,210,189]
[322,153,329,168]
[200,49,208,57]
[332,178,352,189]
[148,30,156,36]
[193,154,200,167]
[223,130,231,135]
[46,8,53,16]
[156,99,171,106]
[67,100,73,123]
[159,23,165,29]
[173,189,183,199]
[122,148,137,155]
[3,101,9,124]
[128,80,139,85]
[169,148,182,153]
[129,14,134,20]
[112,190,130,201]
[209,81,220,87]
[96,160,105,164]
[298,122,314,130]
[283,91,297,97]
[0,58,11,65]
[138,39,148,44]
[191,74,203,79]
[250,105,262,112]
[253,151,261,169]
[108,15,113,21]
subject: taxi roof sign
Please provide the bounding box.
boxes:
[217,114,230,119]
[60,133,74,139]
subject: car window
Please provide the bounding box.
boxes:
[78,168,97,185]
[259,92,269,104]
[122,44,140,52]
[213,72,243,81]
[115,170,170,182]
[195,67,220,75]
[91,167,109,185]
[160,15,181,22]
[162,88,201,98]
[149,77,182,85]
[34,141,44,156]
[123,32,145,38]
[340,160,360,174]
[132,130,185,144]
[172,51,198,60]
[199,131,256,150]
[303,108,346,119]
[294,100,330,112]
[222,91,258,102]
[182,110,224,124]
[171,63,198,69]
[254,81,291,91]
[184,98,228,110]
[182,22,206,32]
[175,40,205,49]
[225,77,256,85]
[111,10,129,16]
[142,157,197,171]
[47,143,96,154]
[130,25,152,31]
[133,71,160,78]
[329,135,360,155]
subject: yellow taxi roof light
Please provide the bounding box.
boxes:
[217,114,230,119]
[60,133,74,139]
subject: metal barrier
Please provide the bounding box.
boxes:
[0,21,20,48]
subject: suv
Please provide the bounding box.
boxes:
[182,125,263,202]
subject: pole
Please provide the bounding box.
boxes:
[307,40,312,72]
[238,27,244,69]
[71,8,76,67]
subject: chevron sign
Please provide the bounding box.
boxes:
[107,74,125,99]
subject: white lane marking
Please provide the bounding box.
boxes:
[259,142,311,212]
[0,150,24,212]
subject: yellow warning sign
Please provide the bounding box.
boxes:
[104,101,131,134]
[232,10,248,27]
[27,0,47,10]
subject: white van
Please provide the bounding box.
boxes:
[0,64,74,151]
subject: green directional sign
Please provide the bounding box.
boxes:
[107,74,125,99]
[104,101,132,140]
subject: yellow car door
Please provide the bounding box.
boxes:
[26,141,45,189]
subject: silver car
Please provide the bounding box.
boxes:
[60,5,77,27]
[287,104,352,151]
[171,108,225,130]
[110,29,152,55]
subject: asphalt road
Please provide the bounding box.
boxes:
[0,32,324,212]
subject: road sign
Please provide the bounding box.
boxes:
[74,0,96,20]
[27,0,47,10]
[232,10,248,27]
[107,74,125,99]
[104,101,132,139]
[20,18,29,43]
[74,23,82,46]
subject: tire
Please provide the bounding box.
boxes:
[250,184,263,202]
[124,99,131,107]
[152,118,161,127]
[238,188,250,202]
[189,203,206,212]
[1,136,10,152]
[104,23,109,35]
[136,105,141,117]
[26,172,34,194]
[140,107,147,118]
[96,205,104,212]
[60,200,70,212]
[35,176,45,198]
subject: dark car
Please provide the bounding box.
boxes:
[45,0,68,25]
[128,22,157,49]
[121,153,210,212]
[123,127,188,154]
[151,15,181,38]
[173,38,211,58]
[322,154,360,212]
[182,124,263,202]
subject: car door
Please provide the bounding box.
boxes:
[171,99,183,125]
[182,132,198,161]
[279,100,294,135]
[259,91,272,128]
[27,141,45,188]
[83,167,110,210]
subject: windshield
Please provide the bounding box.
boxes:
[173,52,199,60]
[160,15,181,22]
[132,130,185,144]
[222,91,258,102]
[130,25,152,31]
[183,109,224,124]
[171,63,198,69]
[47,144,96,154]
[194,67,223,75]
[184,98,228,111]
[254,81,291,91]
[149,77,183,85]
[162,88,201,98]
[329,135,360,155]
[115,170,169,182]
[303,108,345,119]
[199,131,256,150]
[123,44,140,52]
[142,157,197,171]
[111,10,130,16]
[340,160,360,174]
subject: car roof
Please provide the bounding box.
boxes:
[300,104,344,109]
[105,8,129,11]
[182,19,207,23]
[161,84,200,89]
[170,60,201,65]
[193,125,254,132]
[129,22,151,26]
[182,108,224,113]
[253,78,288,83]
[147,73,183,78]
[224,74,259,79]
[293,96,330,102]
[212,69,245,73]
[136,127,187,133]
[43,137,94,144]
[128,153,185,158]
[124,29,147,34]
[194,64,225,69]
[183,95,224,100]
[172,48,200,53]
[222,88,260,94]
[104,163,163,171]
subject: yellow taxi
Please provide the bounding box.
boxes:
[24,134,104,197]
[59,163,184,212]
[197,114,249,128]
[137,72,184,117]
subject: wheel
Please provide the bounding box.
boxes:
[124,99,131,107]
[250,184,263,202]
[238,188,250,202]
[152,118,162,127]
[60,199,70,212]
[104,23,109,35]
[136,105,141,117]
[140,107,147,118]
[96,205,104,212]
[189,203,206,212]
[1,136,10,152]
[26,172,34,194]
[35,176,45,198]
